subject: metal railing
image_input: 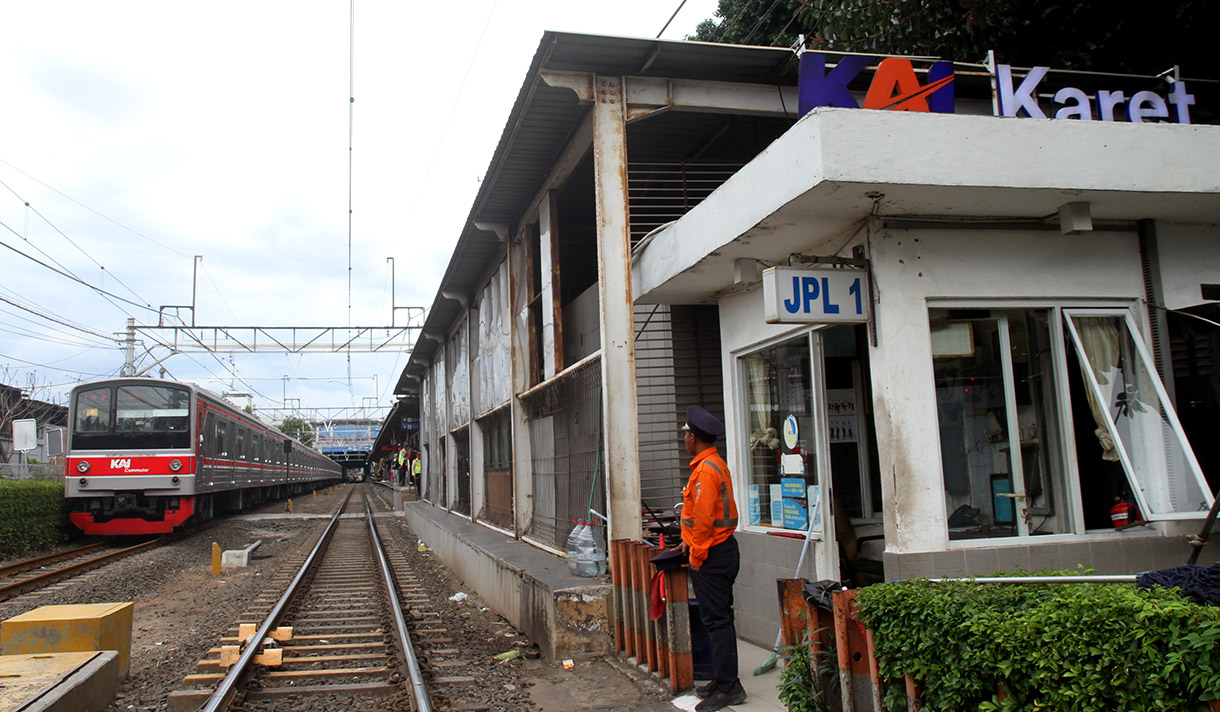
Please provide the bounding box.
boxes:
[629,162,744,244]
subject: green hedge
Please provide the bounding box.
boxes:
[855,576,1220,712]
[0,480,72,559]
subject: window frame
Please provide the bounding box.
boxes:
[929,299,1214,542]
[733,326,829,539]
[1062,307,1214,522]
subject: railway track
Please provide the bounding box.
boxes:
[0,529,209,602]
[170,489,432,712]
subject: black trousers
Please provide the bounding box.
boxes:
[690,536,740,692]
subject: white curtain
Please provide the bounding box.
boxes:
[747,356,777,451]
[1074,317,1121,461]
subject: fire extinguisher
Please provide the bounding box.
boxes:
[1110,496,1141,529]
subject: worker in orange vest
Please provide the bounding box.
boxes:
[677,405,745,711]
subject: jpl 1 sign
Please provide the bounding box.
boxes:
[762,267,870,324]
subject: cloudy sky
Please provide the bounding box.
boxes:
[0,0,720,417]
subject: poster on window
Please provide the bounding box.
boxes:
[748,484,761,525]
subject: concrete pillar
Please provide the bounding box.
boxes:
[539,191,562,379]
[508,230,534,537]
[591,75,642,543]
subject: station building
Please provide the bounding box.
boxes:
[389,31,1220,660]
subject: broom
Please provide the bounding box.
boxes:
[753,518,818,675]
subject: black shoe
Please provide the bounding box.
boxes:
[694,680,716,699]
[695,680,747,711]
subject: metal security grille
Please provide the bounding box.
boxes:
[521,357,605,551]
[636,304,725,511]
[628,163,743,245]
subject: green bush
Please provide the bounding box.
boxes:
[855,576,1220,712]
[0,480,72,559]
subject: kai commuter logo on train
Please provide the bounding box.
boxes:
[762,267,870,324]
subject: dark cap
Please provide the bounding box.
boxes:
[650,548,688,571]
[682,405,725,437]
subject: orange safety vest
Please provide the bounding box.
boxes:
[680,446,738,569]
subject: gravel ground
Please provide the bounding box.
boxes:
[0,483,674,711]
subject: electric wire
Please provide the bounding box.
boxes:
[740,0,783,45]
[0,351,112,377]
[412,0,499,206]
[712,0,761,43]
[0,229,156,314]
[347,0,355,393]
[0,294,121,342]
[0,177,150,306]
[656,0,689,38]
[0,158,190,258]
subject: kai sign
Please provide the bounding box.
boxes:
[995,65,1194,123]
[799,53,955,116]
[798,51,1195,124]
[762,267,870,324]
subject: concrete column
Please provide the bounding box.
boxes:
[539,192,560,379]
[508,230,534,537]
[592,75,642,543]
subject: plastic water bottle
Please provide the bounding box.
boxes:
[566,521,604,577]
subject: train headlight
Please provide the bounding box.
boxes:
[169,459,183,472]
[171,476,180,485]
[76,461,90,474]
[79,478,88,486]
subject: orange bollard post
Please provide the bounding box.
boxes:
[211,542,221,576]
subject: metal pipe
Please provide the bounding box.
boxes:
[197,490,353,712]
[925,575,1137,584]
[364,495,432,712]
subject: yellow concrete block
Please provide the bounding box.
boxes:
[1,602,134,678]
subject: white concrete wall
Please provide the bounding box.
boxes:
[1155,221,1220,310]
[866,226,1146,553]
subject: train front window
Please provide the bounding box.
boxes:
[116,386,190,433]
[74,388,113,433]
[72,384,192,451]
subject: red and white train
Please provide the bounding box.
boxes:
[65,377,341,535]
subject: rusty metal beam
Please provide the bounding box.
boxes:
[592,75,643,544]
[542,70,798,119]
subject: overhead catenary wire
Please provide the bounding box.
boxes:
[0,231,156,315]
[0,158,190,258]
[0,177,150,307]
[0,294,121,343]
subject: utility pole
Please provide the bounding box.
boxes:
[121,318,136,376]
[192,255,202,326]
[386,256,396,326]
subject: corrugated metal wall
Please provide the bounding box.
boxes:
[635,303,724,512]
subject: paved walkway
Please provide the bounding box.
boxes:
[589,637,787,712]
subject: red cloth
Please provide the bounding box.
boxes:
[649,570,667,621]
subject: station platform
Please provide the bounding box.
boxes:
[395,499,788,711]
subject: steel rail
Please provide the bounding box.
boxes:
[197,490,353,712]
[0,537,174,601]
[363,494,432,712]
[0,542,105,578]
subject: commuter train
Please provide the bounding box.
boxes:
[65,377,341,535]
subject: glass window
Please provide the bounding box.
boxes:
[932,308,1068,540]
[1064,311,1211,521]
[74,388,112,433]
[115,386,190,433]
[742,336,817,531]
[72,384,191,450]
[932,306,1214,540]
